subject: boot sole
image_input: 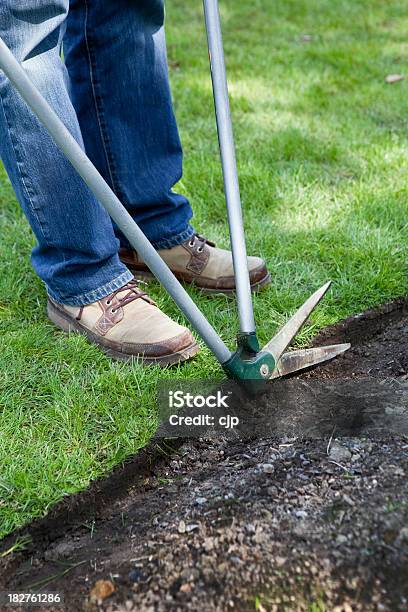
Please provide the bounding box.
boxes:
[47,300,200,366]
[132,271,271,295]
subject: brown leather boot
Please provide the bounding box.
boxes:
[120,234,270,294]
[47,279,199,365]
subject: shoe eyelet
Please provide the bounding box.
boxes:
[189,240,195,247]
[106,299,112,305]
[111,308,117,314]
[197,247,203,253]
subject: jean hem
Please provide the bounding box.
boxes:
[46,269,134,307]
[151,224,195,250]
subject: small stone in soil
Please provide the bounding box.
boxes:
[295,510,308,519]
[194,497,207,505]
[329,442,352,463]
[128,569,146,583]
[89,580,115,603]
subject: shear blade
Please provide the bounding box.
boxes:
[270,344,351,379]
[262,280,332,362]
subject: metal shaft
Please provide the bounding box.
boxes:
[0,38,232,366]
[203,0,256,335]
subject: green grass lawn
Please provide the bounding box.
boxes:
[0,0,407,539]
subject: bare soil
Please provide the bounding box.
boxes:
[0,297,407,612]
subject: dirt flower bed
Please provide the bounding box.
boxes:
[0,298,407,611]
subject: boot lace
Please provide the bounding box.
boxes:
[76,279,154,321]
[187,234,214,253]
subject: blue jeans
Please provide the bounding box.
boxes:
[0,0,194,305]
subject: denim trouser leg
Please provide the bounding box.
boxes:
[0,1,133,305]
[64,0,194,250]
[0,1,194,306]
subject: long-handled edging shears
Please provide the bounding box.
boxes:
[0,0,350,389]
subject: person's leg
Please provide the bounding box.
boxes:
[62,0,268,298]
[64,0,194,250]
[0,0,133,306]
[0,1,198,364]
